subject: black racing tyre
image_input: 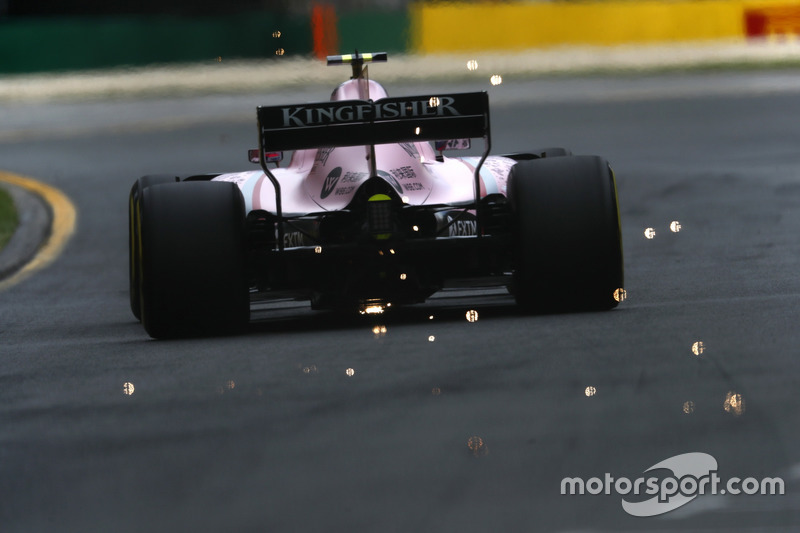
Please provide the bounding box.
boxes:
[138,181,249,338]
[129,175,179,321]
[507,155,623,312]
[531,147,572,158]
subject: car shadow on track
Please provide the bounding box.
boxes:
[125,290,625,340]
[244,290,520,336]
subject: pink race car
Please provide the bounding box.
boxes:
[128,52,623,338]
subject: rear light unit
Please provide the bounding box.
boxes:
[367,194,393,240]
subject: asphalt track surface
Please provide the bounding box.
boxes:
[1,71,800,532]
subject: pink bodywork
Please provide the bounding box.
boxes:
[213,78,516,216]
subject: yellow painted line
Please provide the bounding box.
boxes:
[0,171,77,291]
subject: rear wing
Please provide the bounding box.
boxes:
[256,91,491,250]
[257,92,489,151]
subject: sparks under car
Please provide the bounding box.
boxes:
[128,52,624,338]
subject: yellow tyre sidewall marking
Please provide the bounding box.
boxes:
[0,171,77,291]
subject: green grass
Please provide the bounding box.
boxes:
[0,186,19,252]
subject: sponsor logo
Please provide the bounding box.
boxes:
[320,167,342,199]
[283,231,306,248]
[341,171,367,184]
[214,171,255,185]
[561,452,785,517]
[280,96,461,128]
[334,186,355,196]
[435,138,471,151]
[447,215,477,236]
[390,165,417,181]
[402,182,425,192]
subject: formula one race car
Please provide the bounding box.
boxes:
[128,52,623,338]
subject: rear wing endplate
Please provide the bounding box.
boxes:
[256,91,491,250]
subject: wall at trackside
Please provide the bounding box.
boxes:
[310,6,411,60]
[410,0,800,54]
[0,8,409,74]
[4,2,799,74]
[0,13,310,73]
[337,9,410,58]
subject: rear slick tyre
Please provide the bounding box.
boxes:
[139,181,249,338]
[129,174,179,321]
[508,155,623,312]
